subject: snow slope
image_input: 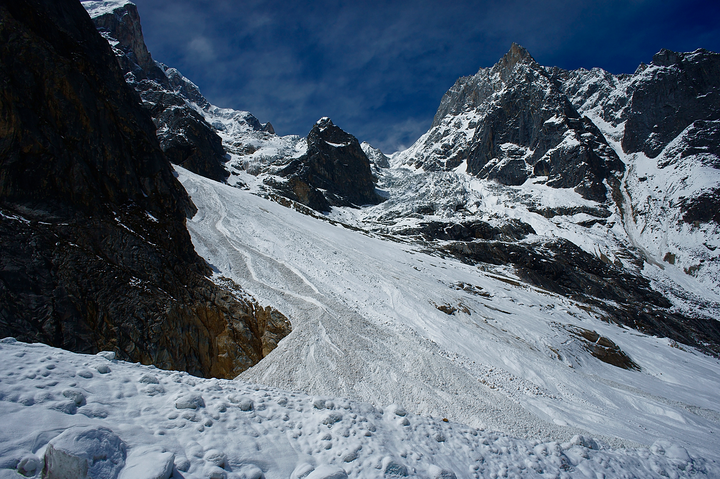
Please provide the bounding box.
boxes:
[3,338,719,479]
[177,167,720,463]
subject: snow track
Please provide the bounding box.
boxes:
[179,167,720,461]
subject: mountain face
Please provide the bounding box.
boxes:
[0,0,289,378]
[552,48,720,295]
[84,0,231,182]
[398,44,624,203]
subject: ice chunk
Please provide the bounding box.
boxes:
[43,426,126,479]
[291,463,315,479]
[322,411,343,425]
[175,393,205,410]
[306,464,348,479]
[386,404,407,417]
[139,374,160,384]
[62,389,86,406]
[118,446,174,479]
[204,449,227,468]
[427,465,457,479]
[382,457,408,477]
[96,351,116,360]
[17,454,41,477]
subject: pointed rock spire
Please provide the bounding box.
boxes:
[494,42,538,78]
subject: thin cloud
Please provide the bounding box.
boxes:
[186,36,216,63]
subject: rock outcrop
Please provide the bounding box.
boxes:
[0,0,290,378]
[273,118,383,211]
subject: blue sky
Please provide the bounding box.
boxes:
[129,0,720,153]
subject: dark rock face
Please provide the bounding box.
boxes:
[0,0,289,378]
[396,219,535,242]
[274,118,383,211]
[622,49,720,158]
[89,1,165,82]
[140,79,228,181]
[87,1,229,182]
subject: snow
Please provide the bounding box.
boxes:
[3,338,719,478]
[172,167,720,469]
[82,0,132,18]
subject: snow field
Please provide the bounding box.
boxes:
[2,338,718,478]
[178,167,720,463]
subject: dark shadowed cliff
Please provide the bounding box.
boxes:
[0,0,289,378]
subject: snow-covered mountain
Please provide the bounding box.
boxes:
[1,0,719,476]
[553,48,720,296]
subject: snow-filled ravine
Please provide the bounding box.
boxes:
[2,338,719,479]
[176,168,720,462]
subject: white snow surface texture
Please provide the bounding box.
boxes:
[1,336,719,479]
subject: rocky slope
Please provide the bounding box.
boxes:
[553,48,720,293]
[0,0,289,378]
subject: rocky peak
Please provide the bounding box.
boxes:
[622,47,720,157]
[361,142,390,169]
[272,118,383,211]
[492,42,538,81]
[651,48,684,67]
[85,1,165,83]
[83,0,230,182]
[403,43,624,201]
[308,117,357,149]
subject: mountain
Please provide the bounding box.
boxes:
[84,0,233,181]
[1,0,719,475]
[269,117,383,211]
[0,0,290,379]
[397,44,624,203]
[367,45,720,357]
[84,1,384,213]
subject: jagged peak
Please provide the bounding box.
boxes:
[651,47,717,68]
[493,42,538,74]
[315,117,334,131]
